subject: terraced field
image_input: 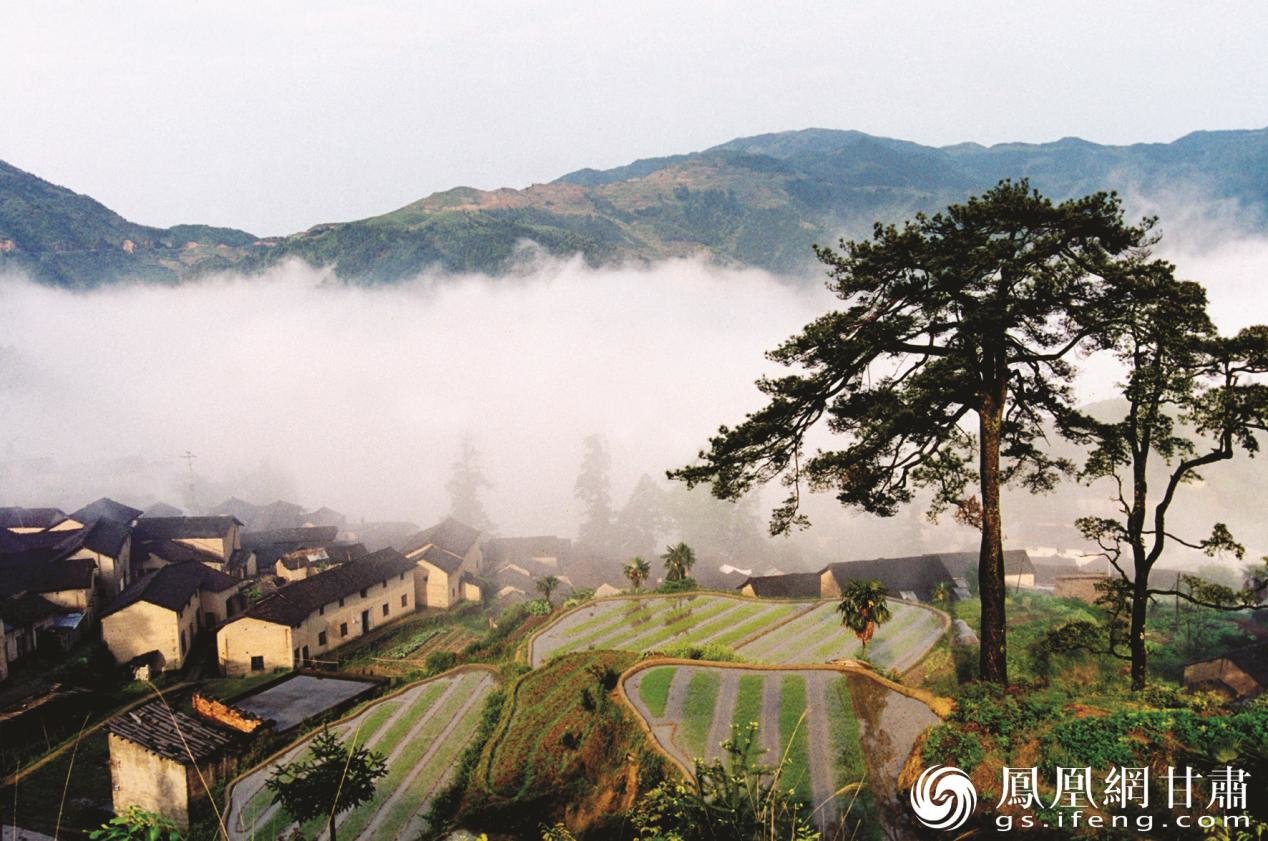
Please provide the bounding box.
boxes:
[624,663,940,836]
[530,594,946,672]
[225,668,497,841]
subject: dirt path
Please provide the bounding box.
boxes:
[355,673,494,841]
[703,670,740,761]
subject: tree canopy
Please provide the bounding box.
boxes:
[266,728,388,841]
[671,180,1154,684]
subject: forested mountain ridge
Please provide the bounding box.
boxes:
[4,127,1267,286]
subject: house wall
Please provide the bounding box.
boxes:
[819,570,841,599]
[174,536,230,561]
[217,571,414,674]
[198,584,241,628]
[415,560,455,608]
[102,597,200,670]
[69,535,130,599]
[217,616,293,676]
[41,586,95,614]
[107,733,193,831]
[294,571,414,658]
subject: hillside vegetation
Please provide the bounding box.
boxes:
[5,127,1268,286]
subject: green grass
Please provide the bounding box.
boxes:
[777,675,812,802]
[638,667,675,717]
[824,678,864,786]
[731,674,765,733]
[679,670,722,759]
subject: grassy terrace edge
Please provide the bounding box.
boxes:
[613,657,954,781]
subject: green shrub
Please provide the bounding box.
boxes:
[656,577,699,594]
[922,724,985,770]
[425,650,457,674]
[658,642,742,662]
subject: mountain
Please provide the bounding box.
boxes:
[4,127,1268,286]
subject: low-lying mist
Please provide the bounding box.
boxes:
[2,234,1265,569]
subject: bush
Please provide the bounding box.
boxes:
[656,577,698,594]
[658,642,742,662]
[526,599,553,616]
[425,651,457,674]
[922,724,985,770]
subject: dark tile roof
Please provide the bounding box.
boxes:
[0,556,96,597]
[69,498,142,525]
[402,517,481,558]
[824,555,958,602]
[206,496,260,524]
[740,572,821,598]
[239,548,416,627]
[340,521,420,552]
[306,507,347,528]
[133,516,241,541]
[107,700,240,764]
[1226,642,1268,686]
[102,561,239,618]
[0,528,84,557]
[141,502,184,518]
[936,549,1036,578]
[228,548,255,573]
[246,500,311,532]
[82,518,131,557]
[416,544,464,574]
[241,527,339,549]
[0,507,68,530]
[133,538,224,568]
[0,593,62,627]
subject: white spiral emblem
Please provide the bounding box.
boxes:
[909,765,977,831]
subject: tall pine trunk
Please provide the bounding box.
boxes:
[1129,577,1149,690]
[978,390,1008,685]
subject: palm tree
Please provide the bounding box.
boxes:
[661,542,696,582]
[836,579,892,655]
[536,575,561,605]
[624,556,651,591]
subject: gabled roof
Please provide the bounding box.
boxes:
[740,572,821,599]
[241,527,339,549]
[305,506,347,528]
[69,497,142,525]
[102,561,239,618]
[0,527,83,556]
[141,502,184,518]
[0,556,96,597]
[823,555,958,602]
[133,538,224,568]
[81,518,131,557]
[108,700,240,764]
[206,496,260,524]
[0,593,63,627]
[0,507,68,530]
[248,500,311,531]
[402,517,481,558]
[238,548,416,627]
[133,516,241,541]
[415,544,465,574]
[936,550,1036,578]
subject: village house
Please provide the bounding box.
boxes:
[107,700,245,832]
[1053,572,1110,603]
[739,572,821,599]
[100,561,242,672]
[61,518,133,600]
[68,497,142,528]
[1183,642,1268,701]
[0,594,62,663]
[242,525,340,576]
[0,507,80,534]
[483,535,572,570]
[141,502,185,518]
[275,542,367,582]
[132,516,243,567]
[216,548,416,676]
[401,517,484,608]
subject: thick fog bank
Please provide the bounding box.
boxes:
[2,236,1265,568]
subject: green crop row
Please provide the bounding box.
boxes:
[616,598,742,652]
[551,598,677,655]
[679,670,722,759]
[638,666,675,718]
[776,675,813,803]
[713,604,801,650]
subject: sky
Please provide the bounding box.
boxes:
[3,1,1267,235]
